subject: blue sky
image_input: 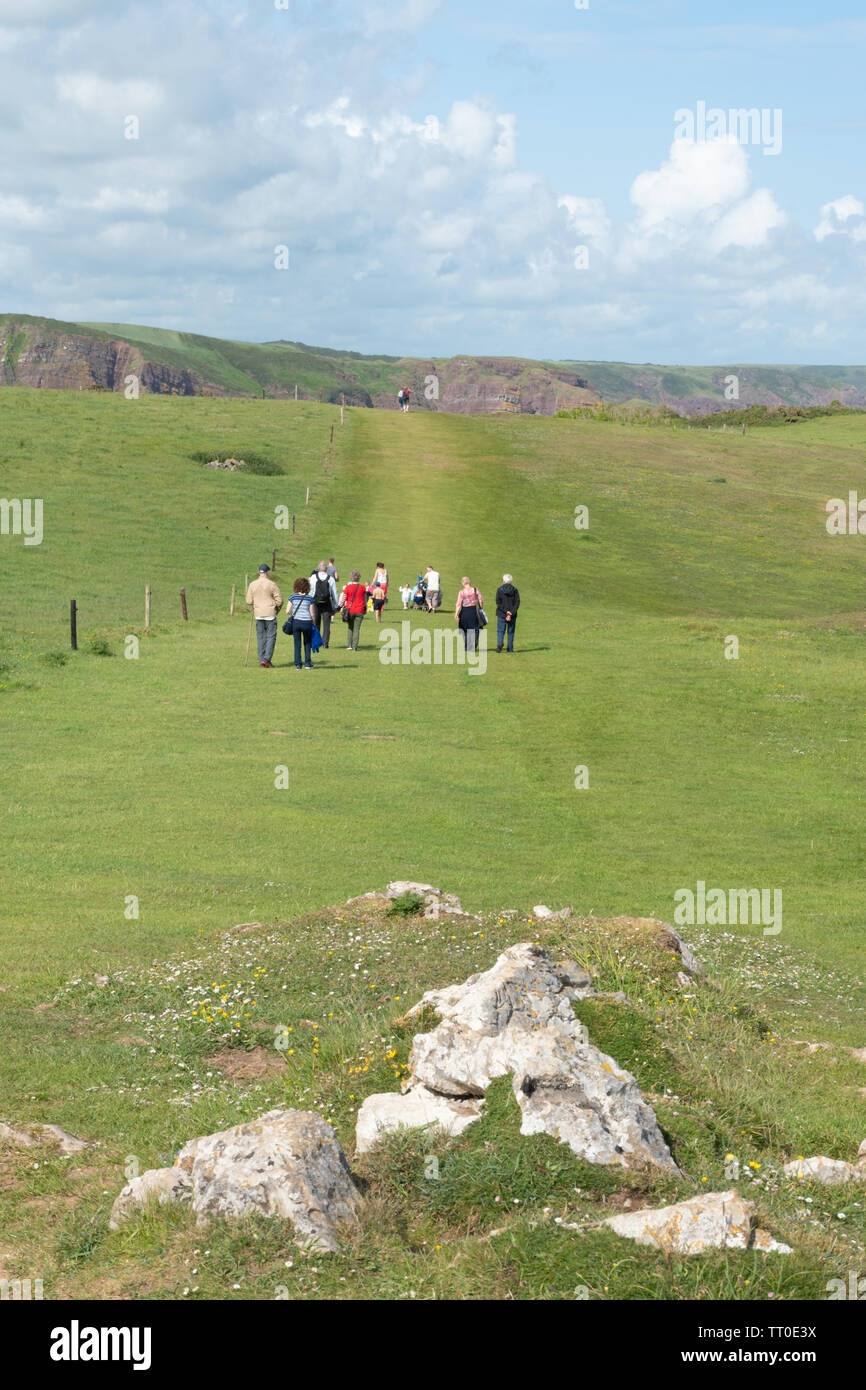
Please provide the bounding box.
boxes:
[0,0,864,362]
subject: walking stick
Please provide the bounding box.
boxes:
[244,604,255,666]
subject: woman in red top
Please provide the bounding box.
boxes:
[339,570,368,651]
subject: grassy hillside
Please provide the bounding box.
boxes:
[4,312,866,412]
[1,390,865,1299]
[557,359,866,409]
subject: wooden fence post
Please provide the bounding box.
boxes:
[294,384,298,401]
[180,588,188,621]
[329,423,335,445]
[230,584,236,616]
[305,487,310,505]
[145,583,151,631]
[272,548,276,571]
[292,513,295,534]
[70,599,78,651]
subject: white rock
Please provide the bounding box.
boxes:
[355,1087,482,1153]
[0,1121,89,1154]
[604,1190,791,1255]
[513,1041,679,1171]
[384,881,479,921]
[401,943,676,1173]
[783,1156,864,1185]
[40,1125,89,1155]
[408,942,594,1037]
[110,1109,362,1252]
[0,1122,36,1147]
[532,905,573,921]
[175,1109,361,1250]
[857,1139,866,1168]
[109,1167,192,1230]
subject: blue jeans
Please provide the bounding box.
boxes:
[293,620,313,667]
[497,615,516,651]
[256,618,277,663]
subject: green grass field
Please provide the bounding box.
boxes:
[1,389,865,1299]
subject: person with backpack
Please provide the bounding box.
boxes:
[339,571,368,651]
[401,387,410,413]
[454,576,485,653]
[308,562,338,648]
[285,578,317,669]
[495,574,520,652]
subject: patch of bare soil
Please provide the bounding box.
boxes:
[205,1047,286,1081]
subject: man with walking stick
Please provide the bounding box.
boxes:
[245,564,283,667]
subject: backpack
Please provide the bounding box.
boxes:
[313,575,332,610]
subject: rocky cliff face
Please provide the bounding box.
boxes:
[372,357,600,414]
[0,320,215,396]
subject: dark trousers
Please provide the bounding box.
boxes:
[497,615,516,651]
[315,608,333,647]
[459,607,479,652]
[293,620,313,667]
[255,618,277,663]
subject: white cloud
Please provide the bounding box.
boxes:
[630,137,749,230]
[81,187,172,215]
[362,0,441,34]
[709,188,787,252]
[0,0,112,23]
[0,195,46,228]
[56,73,163,117]
[0,1,861,364]
[441,100,514,165]
[814,195,866,241]
[558,195,611,249]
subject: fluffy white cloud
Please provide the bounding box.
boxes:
[362,0,441,35]
[0,1,861,364]
[709,188,787,252]
[56,73,163,116]
[814,195,866,242]
[631,136,750,229]
[0,195,46,228]
[558,195,611,251]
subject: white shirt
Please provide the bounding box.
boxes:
[426,570,440,590]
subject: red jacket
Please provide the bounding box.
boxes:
[342,582,367,615]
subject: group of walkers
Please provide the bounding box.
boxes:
[245,558,521,669]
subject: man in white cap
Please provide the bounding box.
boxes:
[495,573,520,652]
[245,564,283,667]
